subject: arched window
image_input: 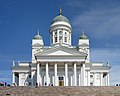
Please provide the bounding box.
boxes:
[65,37,67,42]
[59,31,62,36]
[64,32,67,43]
[55,32,57,42]
[59,31,63,42]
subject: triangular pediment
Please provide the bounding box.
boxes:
[35,46,86,56]
[47,50,72,55]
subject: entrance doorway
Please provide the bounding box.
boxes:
[58,77,64,86]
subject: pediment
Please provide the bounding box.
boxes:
[35,46,86,56]
[47,50,72,55]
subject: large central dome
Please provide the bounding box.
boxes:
[51,15,70,24]
[51,6,70,24]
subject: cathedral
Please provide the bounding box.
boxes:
[12,7,111,86]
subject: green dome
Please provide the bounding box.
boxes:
[79,32,88,39]
[33,32,42,40]
[51,15,70,24]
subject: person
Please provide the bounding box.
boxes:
[45,82,47,86]
[5,82,7,86]
[51,83,53,86]
[36,82,38,88]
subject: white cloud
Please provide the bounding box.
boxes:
[91,48,120,63]
[69,0,120,42]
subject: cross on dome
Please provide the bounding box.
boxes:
[37,29,40,35]
[59,5,62,15]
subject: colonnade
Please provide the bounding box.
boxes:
[36,62,85,86]
[12,63,110,86]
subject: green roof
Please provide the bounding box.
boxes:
[33,31,42,40]
[79,32,88,39]
[51,15,70,24]
[51,6,70,24]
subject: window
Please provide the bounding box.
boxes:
[65,37,67,42]
[59,31,62,36]
[59,36,62,41]
[65,32,67,35]
[90,75,93,78]
[55,37,57,42]
[59,77,64,80]
[55,32,57,35]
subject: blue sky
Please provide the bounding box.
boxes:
[0,0,120,85]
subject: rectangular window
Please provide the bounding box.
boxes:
[65,37,67,42]
[90,75,93,78]
[55,37,57,42]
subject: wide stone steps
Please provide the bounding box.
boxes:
[0,86,120,96]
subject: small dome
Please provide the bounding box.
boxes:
[33,31,42,40]
[79,32,88,39]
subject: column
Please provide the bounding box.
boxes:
[63,31,65,43]
[37,63,40,84]
[70,33,71,45]
[53,31,55,44]
[57,30,59,43]
[71,76,73,86]
[87,70,90,86]
[12,72,15,84]
[81,64,85,86]
[79,73,81,86]
[45,62,49,86]
[100,73,103,86]
[107,73,109,86]
[54,62,58,86]
[74,62,77,86]
[65,62,68,86]
[94,73,96,86]
[31,71,34,86]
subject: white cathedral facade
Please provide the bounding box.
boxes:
[12,7,111,86]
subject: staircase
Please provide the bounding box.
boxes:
[0,86,120,96]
